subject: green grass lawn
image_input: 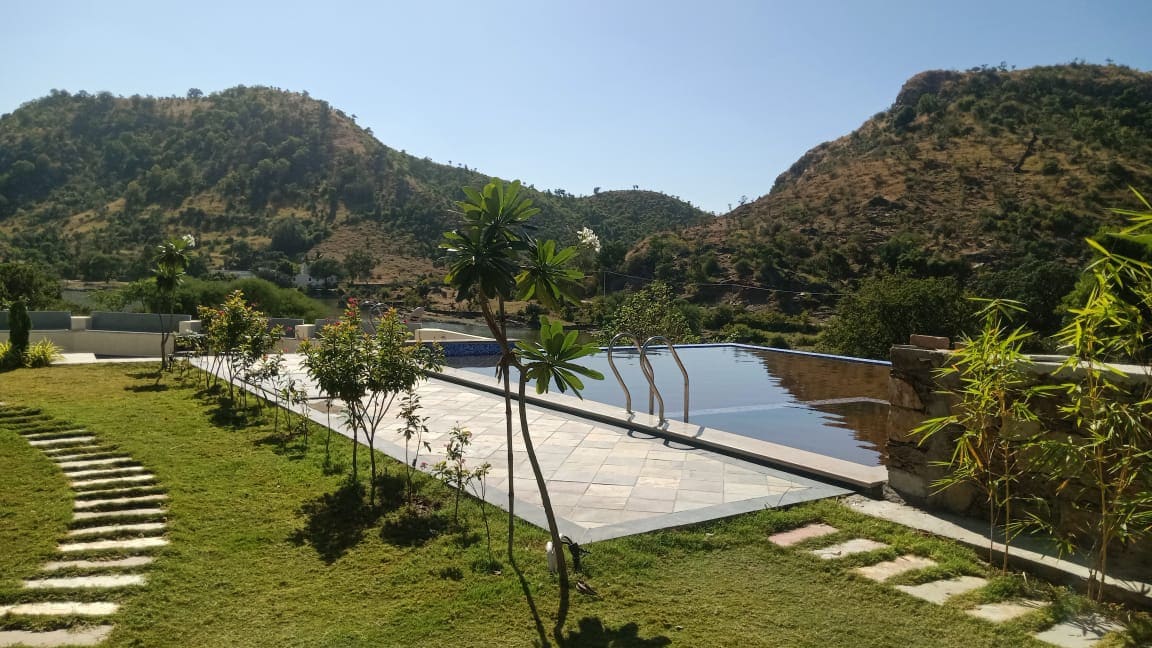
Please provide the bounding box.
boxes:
[0,363,1125,647]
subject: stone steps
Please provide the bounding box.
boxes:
[3,407,170,646]
[770,522,1126,647]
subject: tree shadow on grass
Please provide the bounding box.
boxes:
[206,398,263,430]
[379,502,448,547]
[124,383,170,393]
[289,480,383,564]
[557,618,671,648]
[253,432,308,460]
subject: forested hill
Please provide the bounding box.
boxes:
[0,86,709,280]
[626,63,1152,306]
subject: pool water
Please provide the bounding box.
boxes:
[447,345,891,466]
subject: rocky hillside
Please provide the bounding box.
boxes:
[626,63,1152,308]
[0,86,709,281]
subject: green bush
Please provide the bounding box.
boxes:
[23,339,62,368]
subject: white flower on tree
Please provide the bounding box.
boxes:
[576,227,601,253]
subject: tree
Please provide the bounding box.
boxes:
[306,257,345,288]
[154,234,195,369]
[343,249,375,284]
[7,299,31,361]
[442,179,601,637]
[600,281,698,343]
[300,303,441,503]
[820,273,971,360]
[0,262,60,309]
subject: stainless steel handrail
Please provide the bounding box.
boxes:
[606,333,645,415]
[641,336,690,424]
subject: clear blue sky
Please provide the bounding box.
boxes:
[3,0,1151,214]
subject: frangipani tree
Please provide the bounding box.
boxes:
[153,234,195,369]
[442,179,602,635]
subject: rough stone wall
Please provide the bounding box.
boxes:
[886,343,1152,579]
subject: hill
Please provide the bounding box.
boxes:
[625,63,1152,317]
[0,86,709,283]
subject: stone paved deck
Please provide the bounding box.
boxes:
[210,355,850,544]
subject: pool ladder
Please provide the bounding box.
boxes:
[606,333,690,424]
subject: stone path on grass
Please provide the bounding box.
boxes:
[0,406,169,647]
[767,523,1125,647]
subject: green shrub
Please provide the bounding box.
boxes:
[0,340,15,370]
[23,339,62,368]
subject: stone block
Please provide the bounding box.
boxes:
[910,334,951,350]
[768,523,838,547]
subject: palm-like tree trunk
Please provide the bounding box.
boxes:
[517,372,569,636]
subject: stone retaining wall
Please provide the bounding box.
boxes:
[886,343,1152,579]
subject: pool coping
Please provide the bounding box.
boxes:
[431,365,889,492]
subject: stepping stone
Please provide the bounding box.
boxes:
[42,556,155,571]
[896,576,988,604]
[75,494,167,510]
[67,466,147,479]
[854,555,937,581]
[23,574,146,589]
[22,430,86,440]
[769,523,838,547]
[58,536,168,553]
[811,538,889,559]
[967,599,1047,623]
[0,625,114,647]
[71,474,156,489]
[0,601,119,616]
[67,521,166,537]
[1033,615,1123,647]
[28,436,96,447]
[74,507,166,521]
[57,457,135,470]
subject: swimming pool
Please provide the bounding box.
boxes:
[446,344,891,466]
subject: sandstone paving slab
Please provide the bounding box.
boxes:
[0,601,119,616]
[42,556,155,572]
[58,537,168,553]
[769,523,839,547]
[74,494,167,510]
[24,574,146,589]
[895,576,988,604]
[74,507,166,521]
[966,599,1047,623]
[811,538,889,560]
[1032,615,1124,647]
[0,625,114,647]
[57,457,136,470]
[67,521,166,537]
[854,555,938,582]
[65,466,148,479]
[71,474,156,489]
[22,430,87,440]
[28,436,96,447]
